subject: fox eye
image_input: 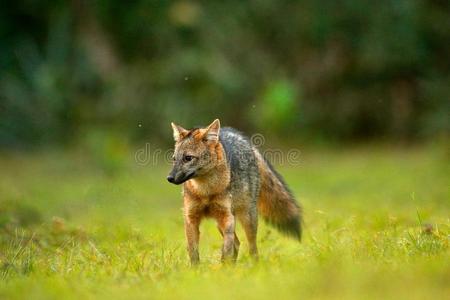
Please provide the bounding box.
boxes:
[183,155,194,162]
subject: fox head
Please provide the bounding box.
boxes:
[167,119,222,185]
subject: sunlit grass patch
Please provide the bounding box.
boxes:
[0,145,448,299]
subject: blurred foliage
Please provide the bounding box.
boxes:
[82,129,130,175]
[0,0,449,148]
[256,79,299,133]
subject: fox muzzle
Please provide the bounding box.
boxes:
[167,170,195,185]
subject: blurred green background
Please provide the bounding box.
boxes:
[1,0,449,149]
[1,2,449,300]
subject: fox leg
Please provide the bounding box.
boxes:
[217,226,240,260]
[238,210,259,259]
[184,215,200,265]
[216,213,236,262]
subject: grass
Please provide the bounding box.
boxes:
[0,144,449,299]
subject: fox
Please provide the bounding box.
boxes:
[167,119,302,264]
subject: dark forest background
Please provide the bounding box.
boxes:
[1,0,449,149]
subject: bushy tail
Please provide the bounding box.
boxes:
[255,150,302,240]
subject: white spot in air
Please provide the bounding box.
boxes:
[138,123,142,128]
[185,77,189,81]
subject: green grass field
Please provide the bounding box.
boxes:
[1,145,449,299]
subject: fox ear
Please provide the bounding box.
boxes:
[204,119,220,142]
[171,122,188,142]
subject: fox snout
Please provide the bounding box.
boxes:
[167,168,195,185]
[166,174,176,184]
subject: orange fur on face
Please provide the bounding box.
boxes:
[182,136,230,198]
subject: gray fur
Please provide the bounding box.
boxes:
[220,127,260,211]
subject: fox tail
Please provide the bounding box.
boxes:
[255,150,302,240]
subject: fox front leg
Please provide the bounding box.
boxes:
[217,226,240,261]
[217,213,236,262]
[184,216,200,265]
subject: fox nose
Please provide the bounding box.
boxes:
[167,175,175,183]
